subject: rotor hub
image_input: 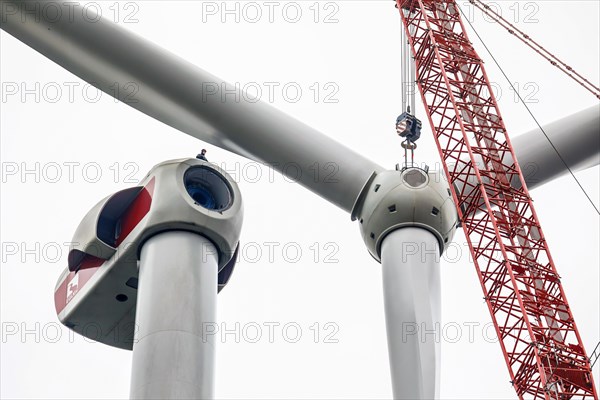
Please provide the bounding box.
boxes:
[351,167,458,262]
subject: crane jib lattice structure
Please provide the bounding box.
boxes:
[394,0,598,399]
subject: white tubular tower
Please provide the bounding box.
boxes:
[130,232,219,399]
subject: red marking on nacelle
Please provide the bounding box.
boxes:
[54,260,103,315]
[55,177,155,316]
[116,177,155,246]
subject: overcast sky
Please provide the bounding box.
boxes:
[1,1,599,399]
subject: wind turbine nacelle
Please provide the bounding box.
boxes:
[53,158,243,349]
[352,167,457,262]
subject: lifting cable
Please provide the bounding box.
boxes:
[398,9,420,169]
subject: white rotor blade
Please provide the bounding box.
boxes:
[512,104,599,190]
[381,228,441,399]
[1,1,597,215]
[0,0,382,213]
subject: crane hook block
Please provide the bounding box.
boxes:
[396,112,422,143]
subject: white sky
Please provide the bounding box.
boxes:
[1,1,599,399]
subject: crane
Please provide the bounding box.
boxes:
[394,0,597,398]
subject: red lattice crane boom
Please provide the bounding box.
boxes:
[394,0,598,398]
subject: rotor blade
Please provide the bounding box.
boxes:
[381,228,441,399]
[1,2,596,214]
[0,0,382,213]
[512,104,600,190]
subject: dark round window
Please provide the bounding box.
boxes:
[184,167,233,211]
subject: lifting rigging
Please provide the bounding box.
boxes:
[393,0,599,398]
[396,18,422,169]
